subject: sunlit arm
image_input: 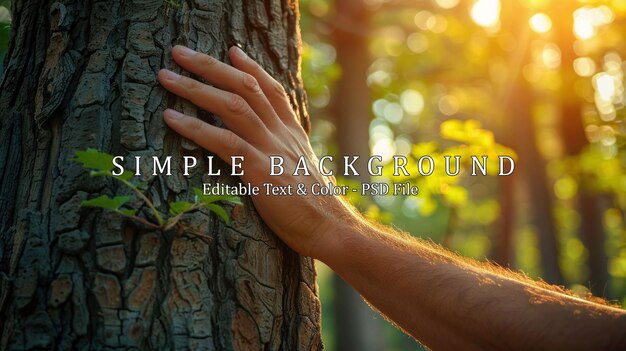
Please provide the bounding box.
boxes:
[158,45,626,351]
[316,213,626,351]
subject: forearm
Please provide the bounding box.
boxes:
[319,217,479,350]
[317,214,626,351]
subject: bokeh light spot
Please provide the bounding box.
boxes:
[471,0,500,28]
[438,95,459,116]
[554,176,578,200]
[573,57,596,77]
[400,89,425,115]
[435,0,460,9]
[529,13,552,34]
[541,43,561,69]
[594,72,616,101]
[406,32,429,53]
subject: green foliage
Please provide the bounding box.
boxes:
[203,204,230,224]
[71,148,116,172]
[440,119,495,147]
[73,149,240,232]
[192,188,242,224]
[301,42,341,100]
[168,201,194,216]
[193,187,243,206]
[82,194,131,211]
[72,148,133,181]
[380,119,515,216]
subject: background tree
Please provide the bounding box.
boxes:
[554,0,609,297]
[329,1,385,350]
[498,0,564,285]
[0,1,322,350]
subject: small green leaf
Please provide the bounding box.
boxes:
[205,203,230,224]
[118,170,134,182]
[193,188,212,202]
[169,201,194,215]
[193,187,242,205]
[118,208,138,216]
[133,180,149,189]
[71,149,115,172]
[225,196,243,205]
[81,195,131,211]
[89,170,109,177]
[73,149,138,181]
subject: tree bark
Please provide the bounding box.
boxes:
[0,1,322,350]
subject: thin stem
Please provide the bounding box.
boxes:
[114,177,165,226]
[116,211,161,229]
[183,230,213,241]
[163,203,203,231]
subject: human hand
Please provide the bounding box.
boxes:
[157,45,351,259]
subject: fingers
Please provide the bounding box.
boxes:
[170,45,280,127]
[158,69,269,143]
[227,46,299,126]
[163,109,255,163]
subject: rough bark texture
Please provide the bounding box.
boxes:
[0,0,322,350]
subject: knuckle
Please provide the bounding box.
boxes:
[189,118,206,135]
[221,129,244,154]
[273,80,286,97]
[188,119,208,142]
[287,120,306,136]
[185,78,203,92]
[227,94,247,113]
[242,73,260,93]
[201,53,218,68]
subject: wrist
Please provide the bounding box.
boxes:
[308,217,347,264]
[309,203,366,266]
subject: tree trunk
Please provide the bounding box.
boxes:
[330,1,387,350]
[513,81,564,285]
[0,1,322,350]
[497,1,564,285]
[492,173,515,266]
[554,1,609,297]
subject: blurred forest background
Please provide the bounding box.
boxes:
[299,0,626,349]
[2,0,626,350]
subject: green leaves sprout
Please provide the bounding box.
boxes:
[71,148,241,232]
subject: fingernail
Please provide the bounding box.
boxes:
[166,109,184,120]
[175,45,196,57]
[161,69,181,80]
[233,46,247,59]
